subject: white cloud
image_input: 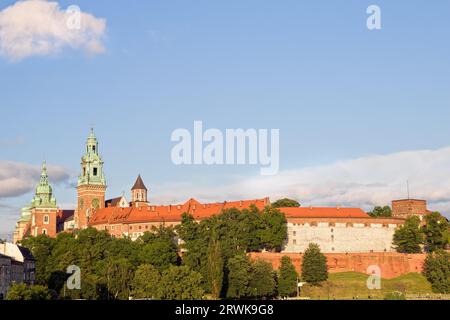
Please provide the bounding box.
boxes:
[0,161,72,198]
[0,0,106,61]
[152,146,450,217]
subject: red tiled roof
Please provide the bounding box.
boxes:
[279,207,370,219]
[89,198,270,226]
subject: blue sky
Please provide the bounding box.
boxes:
[1,0,450,235]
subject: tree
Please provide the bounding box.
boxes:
[6,284,53,300]
[176,214,211,290]
[157,266,204,300]
[368,206,392,217]
[226,254,252,299]
[258,207,287,252]
[248,260,276,299]
[131,264,161,299]
[393,216,424,253]
[100,258,133,300]
[272,198,300,208]
[207,235,224,299]
[20,235,55,285]
[139,240,178,271]
[301,243,328,285]
[278,256,298,297]
[423,212,449,253]
[423,250,450,294]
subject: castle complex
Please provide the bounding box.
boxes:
[13,130,433,254]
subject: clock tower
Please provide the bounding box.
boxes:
[75,129,107,229]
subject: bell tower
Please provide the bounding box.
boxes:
[75,129,107,229]
[131,175,148,207]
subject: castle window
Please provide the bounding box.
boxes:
[42,229,47,235]
[93,167,98,176]
[93,146,96,153]
[43,215,49,224]
[293,239,297,245]
[331,235,335,242]
[293,231,297,236]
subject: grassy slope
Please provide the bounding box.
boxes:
[300,272,433,300]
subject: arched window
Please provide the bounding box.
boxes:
[42,229,47,235]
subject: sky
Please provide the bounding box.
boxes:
[1,0,450,236]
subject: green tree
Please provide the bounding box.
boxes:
[393,216,424,253]
[6,284,53,300]
[176,214,211,290]
[20,235,55,285]
[272,198,301,208]
[75,228,112,275]
[301,243,328,285]
[157,266,204,300]
[248,260,276,299]
[65,273,106,300]
[131,264,161,299]
[423,250,450,294]
[207,235,224,299]
[258,207,287,252]
[100,258,133,300]
[139,240,178,271]
[226,254,252,299]
[368,206,392,217]
[278,256,298,297]
[423,212,449,253]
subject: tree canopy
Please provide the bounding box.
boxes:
[423,250,450,294]
[301,243,328,285]
[272,198,301,208]
[393,216,424,253]
[368,206,392,218]
[278,256,298,297]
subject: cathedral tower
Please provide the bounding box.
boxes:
[131,175,148,207]
[75,129,107,229]
[28,161,59,238]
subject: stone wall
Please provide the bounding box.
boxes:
[284,218,404,253]
[249,252,426,279]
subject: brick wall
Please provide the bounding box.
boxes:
[392,199,428,219]
[249,252,426,279]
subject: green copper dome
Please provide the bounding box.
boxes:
[30,161,57,208]
[78,129,106,186]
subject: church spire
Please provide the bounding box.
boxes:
[131,175,148,204]
[31,160,57,208]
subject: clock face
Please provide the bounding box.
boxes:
[79,199,84,209]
